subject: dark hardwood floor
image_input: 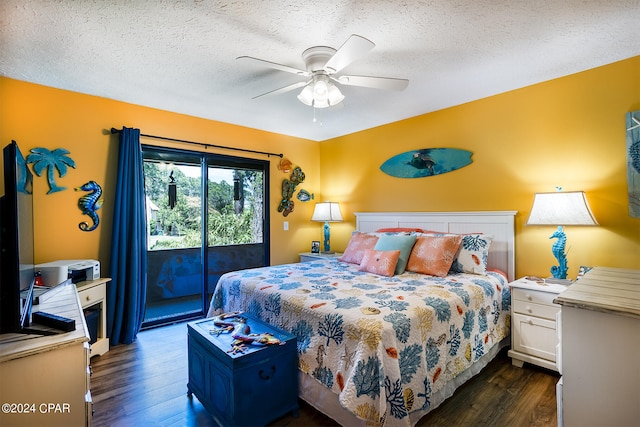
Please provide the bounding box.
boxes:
[90,321,559,427]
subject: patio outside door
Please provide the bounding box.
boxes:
[142,147,269,327]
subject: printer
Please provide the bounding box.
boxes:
[35,259,100,286]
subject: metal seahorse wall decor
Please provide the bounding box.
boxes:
[549,226,569,279]
[75,180,103,232]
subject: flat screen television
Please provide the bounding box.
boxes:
[0,140,36,334]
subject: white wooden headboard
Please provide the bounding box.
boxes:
[355,211,517,281]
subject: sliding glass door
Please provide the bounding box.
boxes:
[142,147,269,327]
[205,161,268,306]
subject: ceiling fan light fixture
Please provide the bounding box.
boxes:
[297,77,344,109]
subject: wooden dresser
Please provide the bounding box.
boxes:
[555,267,640,427]
[0,282,92,427]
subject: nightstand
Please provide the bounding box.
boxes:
[508,277,569,372]
[299,252,343,262]
[76,277,111,357]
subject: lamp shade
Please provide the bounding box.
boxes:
[297,85,314,106]
[526,191,598,226]
[311,202,343,222]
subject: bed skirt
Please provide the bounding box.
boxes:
[298,337,510,426]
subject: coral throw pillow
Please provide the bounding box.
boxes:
[359,249,401,277]
[339,232,380,264]
[406,234,463,277]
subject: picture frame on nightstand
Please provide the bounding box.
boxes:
[577,265,592,279]
[311,240,320,253]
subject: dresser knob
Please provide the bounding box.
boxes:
[526,306,532,313]
[525,294,532,301]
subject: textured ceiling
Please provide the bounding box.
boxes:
[1,1,639,141]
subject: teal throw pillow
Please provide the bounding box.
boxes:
[374,234,417,275]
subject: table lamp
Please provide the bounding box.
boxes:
[311,202,343,253]
[526,189,598,279]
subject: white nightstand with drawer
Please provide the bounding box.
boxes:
[299,252,342,262]
[508,277,569,371]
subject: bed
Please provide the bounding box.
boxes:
[207,211,516,426]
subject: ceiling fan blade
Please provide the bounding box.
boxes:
[323,34,375,74]
[252,81,309,99]
[334,75,409,91]
[237,56,309,76]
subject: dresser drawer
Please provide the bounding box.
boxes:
[78,284,105,308]
[511,287,559,306]
[513,299,560,320]
[512,313,557,362]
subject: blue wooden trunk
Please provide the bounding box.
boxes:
[187,314,298,426]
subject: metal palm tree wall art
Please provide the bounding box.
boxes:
[26,147,76,194]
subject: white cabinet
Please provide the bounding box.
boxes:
[0,282,92,426]
[76,278,110,357]
[555,267,640,427]
[299,252,343,262]
[508,277,567,371]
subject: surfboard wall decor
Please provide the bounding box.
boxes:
[380,148,473,178]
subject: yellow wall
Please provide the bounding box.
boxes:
[2,56,639,279]
[0,77,321,270]
[321,56,640,278]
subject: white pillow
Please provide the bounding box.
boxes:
[450,234,493,275]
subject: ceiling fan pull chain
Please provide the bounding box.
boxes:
[312,106,324,126]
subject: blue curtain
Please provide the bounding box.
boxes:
[107,127,147,345]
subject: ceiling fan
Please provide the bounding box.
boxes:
[238,34,409,109]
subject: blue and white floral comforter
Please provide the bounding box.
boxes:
[207,259,511,426]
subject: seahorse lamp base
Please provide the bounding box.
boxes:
[549,226,569,280]
[322,221,334,254]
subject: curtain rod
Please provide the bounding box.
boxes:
[110,128,283,158]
